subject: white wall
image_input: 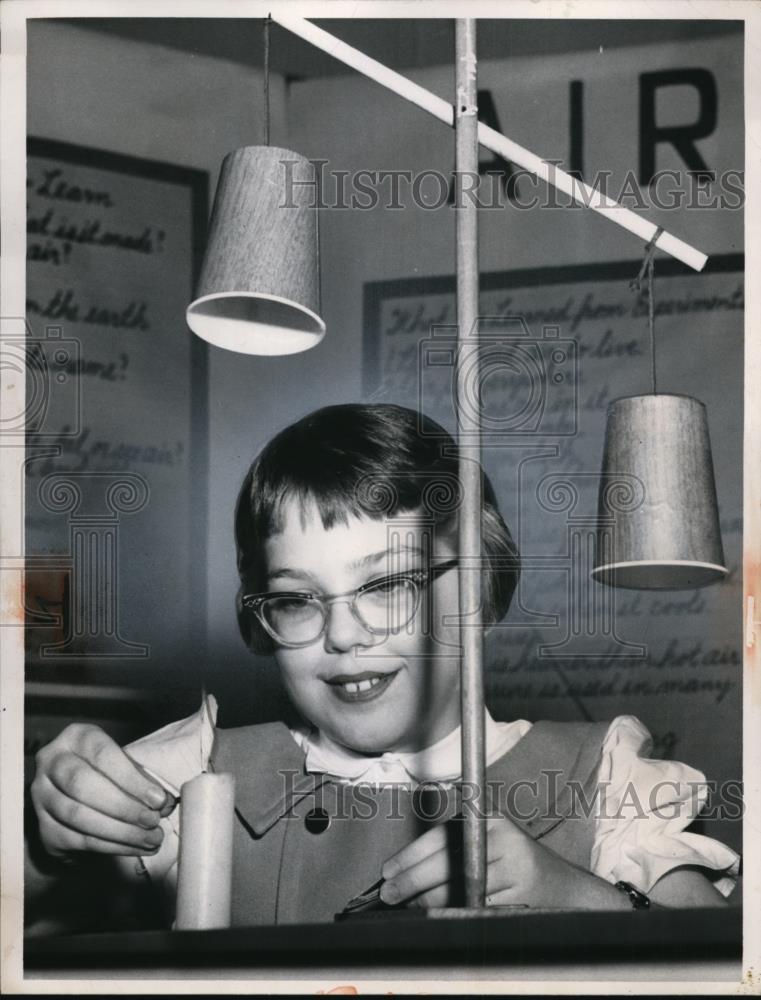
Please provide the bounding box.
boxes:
[28,22,286,185]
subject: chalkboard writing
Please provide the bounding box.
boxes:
[25,139,208,686]
[27,163,166,263]
[27,288,151,330]
[381,282,744,339]
[26,428,184,476]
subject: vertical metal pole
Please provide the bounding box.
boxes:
[455,18,486,910]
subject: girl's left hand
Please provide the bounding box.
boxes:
[379,816,628,909]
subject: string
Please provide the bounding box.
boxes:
[647,253,656,395]
[629,226,663,396]
[263,16,271,146]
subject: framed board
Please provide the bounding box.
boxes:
[24,138,209,704]
[364,254,744,850]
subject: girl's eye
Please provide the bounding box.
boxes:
[365,576,410,597]
[280,596,310,609]
[269,595,314,614]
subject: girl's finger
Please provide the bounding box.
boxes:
[406,883,451,909]
[45,755,163,829]
[485,888,523,907]
[40,725,169,811]
[485,854,521,900]
[486,817,515,865]
[382,824,449,879]
[38,810,162,858]
[157,790,179,818]
[380,845,450,904]
[41,780,166,853]
[86,736,170,810]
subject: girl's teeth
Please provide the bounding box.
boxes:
[343,677,381,693]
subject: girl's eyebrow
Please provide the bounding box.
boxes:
[349,544,425,571]
[268,545,426,582]
[267,567,315,583]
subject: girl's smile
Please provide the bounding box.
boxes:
[324,668,400,702]
[264,496,463,754]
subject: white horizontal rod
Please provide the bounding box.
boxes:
[272,14,707,273]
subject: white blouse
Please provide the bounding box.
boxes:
[123,695,740,898]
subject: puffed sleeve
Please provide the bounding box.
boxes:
[589,715,740,896]
[114,694,218,889]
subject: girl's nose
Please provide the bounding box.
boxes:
[322,599,374,654]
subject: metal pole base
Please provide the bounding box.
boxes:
[336,905,541,922]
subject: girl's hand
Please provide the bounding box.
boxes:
[379,816,631,910]
[30,723,176,861]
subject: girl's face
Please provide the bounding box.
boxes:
[264,496,463,754]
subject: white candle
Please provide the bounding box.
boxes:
[175,772,235,930]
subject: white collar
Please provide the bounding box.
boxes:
[292,712,531,785]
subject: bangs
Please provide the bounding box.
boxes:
[256,481,393,536]
[251,466,450,539]
[248,403,462,537]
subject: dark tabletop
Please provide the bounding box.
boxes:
[25,905,742,971]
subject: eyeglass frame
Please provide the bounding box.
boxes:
[241,557,460,648]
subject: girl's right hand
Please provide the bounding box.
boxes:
[30,724,176,860]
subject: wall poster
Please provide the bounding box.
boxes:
[24,138,208,748]
[364,254,743,849]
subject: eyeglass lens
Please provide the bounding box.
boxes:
[261,576,419,644]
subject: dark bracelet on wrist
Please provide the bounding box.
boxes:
[614,880,651,909]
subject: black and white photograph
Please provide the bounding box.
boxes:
[1,0,759,993]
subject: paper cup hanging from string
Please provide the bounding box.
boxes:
[591,394,727,590]
[186,146,325,355]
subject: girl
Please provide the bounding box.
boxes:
[28,404,740,926]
